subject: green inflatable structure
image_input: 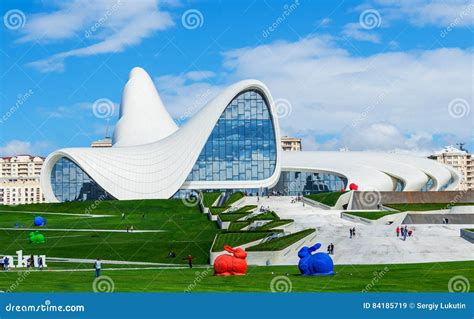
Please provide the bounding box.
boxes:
[29,231,45,244]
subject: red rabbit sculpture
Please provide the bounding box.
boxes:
[214,245,248,276]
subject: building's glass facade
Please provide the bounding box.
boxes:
[186,90,277,182]
[421,177,434,192]
[51,157,114,202]
[270,171,348,196]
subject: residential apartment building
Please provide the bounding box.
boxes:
[281,136,302,151]
[0,155,45,205]
[429,145,473,191]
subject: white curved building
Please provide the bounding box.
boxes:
[41,67,461,202]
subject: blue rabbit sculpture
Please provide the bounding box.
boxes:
[298,243,334,276]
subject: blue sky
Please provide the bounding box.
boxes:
[0,0,473,157]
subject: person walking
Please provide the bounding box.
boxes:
[403,227,407,241]
[4,256,9,271]
[327,244,331,254]
[330,243,334,255]
[352,227,356,237]
[38,256,43,271]
[396,226,400,237]
[187,255,193,268]
[349,228,353,238]
[94,258,101,277]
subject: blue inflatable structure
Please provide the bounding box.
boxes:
[33,216,46,227]
[298,243,335,276]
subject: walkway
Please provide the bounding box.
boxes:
[241,196,474,265]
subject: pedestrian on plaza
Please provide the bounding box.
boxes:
[94,258,101,277]
[38,256,43,270]
[352,227,356,237]
[330,243,334,255]
[327,244,331,254]
[396,226,400,237]
[403,227,407,241]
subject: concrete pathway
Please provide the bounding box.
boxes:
[241,196,474,265]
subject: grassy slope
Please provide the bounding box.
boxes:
[202,192,221,208]
[0,200,219,265]
[223,192,244,206]
[247,229,315,251]
[385,203,473,212]
[0,261,471,292]
[346,211,401,220]
[211,232,270,252]
[305,192,347,207]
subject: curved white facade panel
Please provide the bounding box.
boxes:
[41,68,461,202]
[113,67,178,147]
[281,151,461,192]
[42,76,282,202]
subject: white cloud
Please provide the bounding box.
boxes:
[154,35,472,153]
[342,22,381,43]
[317,18,332,28]
[22,0,174,72]
[0,140,51,156]
[367,0,474,27]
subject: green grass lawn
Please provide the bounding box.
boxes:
[0,261,471,292]
[305,191,347,207]
[346,211,401,220]
[209,207,229,215]
[246,229,315,251]
[222,191,244,206]
[248,211,280,221]
[228,221,251,231]
[385,203,473,212]
[218,212,252,222]
[202,192,221,208]
[211,232,271,252]
[0,199,220,265]
[258,219,293,230]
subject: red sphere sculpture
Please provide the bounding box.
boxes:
[349,183,359,190]
[214,245,247,276]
